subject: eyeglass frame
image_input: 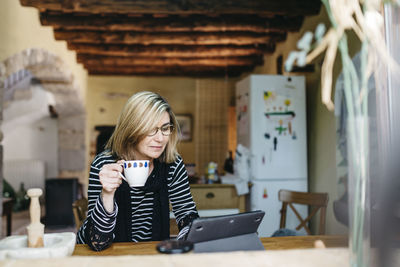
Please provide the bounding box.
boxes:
[147,123,175,137]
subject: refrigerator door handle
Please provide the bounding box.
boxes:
[249,154,256,178]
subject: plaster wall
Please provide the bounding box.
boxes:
[3,117,58,179]
[0,0,87,101]
[2,85,58,179]
[0,0,88,189]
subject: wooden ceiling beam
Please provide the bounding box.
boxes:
[40,12,304,33]
[77,54,263,67]
[55,30,286,45]
[67,44,274,58]
[21,0,321,16]
[86,65,254,77]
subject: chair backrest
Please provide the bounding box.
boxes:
[72,198,88,230]
[278,189,329,235]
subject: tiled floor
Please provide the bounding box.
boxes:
[1,206,77,239]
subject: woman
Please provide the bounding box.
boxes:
[77,91,199,251]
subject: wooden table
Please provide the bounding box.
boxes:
[2,198,13,236]
[73,235,348,256]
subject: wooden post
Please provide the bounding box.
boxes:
[27,188,44,248]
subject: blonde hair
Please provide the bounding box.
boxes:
[105,91,179,163]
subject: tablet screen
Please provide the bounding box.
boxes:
[186,210,265,243]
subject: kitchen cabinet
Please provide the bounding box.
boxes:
[190,184,246,212]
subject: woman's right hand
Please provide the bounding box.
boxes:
[99,161,124,213]
[99,162,124,196]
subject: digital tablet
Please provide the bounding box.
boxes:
[186,210,265,252]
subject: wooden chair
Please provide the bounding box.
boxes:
[279,190,329,235]
[72,198,88,230]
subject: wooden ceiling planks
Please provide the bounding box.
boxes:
[40,12,304,33]
[20,0,321,76]
[20,0,321,15]
[77,54,263,67]
[66,44,274,58]
[54,30,287,45]
[87,65,255,77]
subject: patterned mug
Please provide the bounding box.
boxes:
[119,160,149,187]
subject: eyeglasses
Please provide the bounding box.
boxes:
[148,123,174,136]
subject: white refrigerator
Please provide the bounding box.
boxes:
[236,75,308,237]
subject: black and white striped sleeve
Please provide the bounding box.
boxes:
[91,194,118,232]
[168,156,199,232]
[76,153,118,249]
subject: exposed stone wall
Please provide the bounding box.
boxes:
[0,48,86,187]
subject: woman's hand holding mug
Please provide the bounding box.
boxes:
[99,161,124,213]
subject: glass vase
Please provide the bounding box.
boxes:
[347,116,371,267]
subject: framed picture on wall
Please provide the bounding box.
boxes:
[176,114,192,142]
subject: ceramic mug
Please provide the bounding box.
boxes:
[119,160,150,187]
